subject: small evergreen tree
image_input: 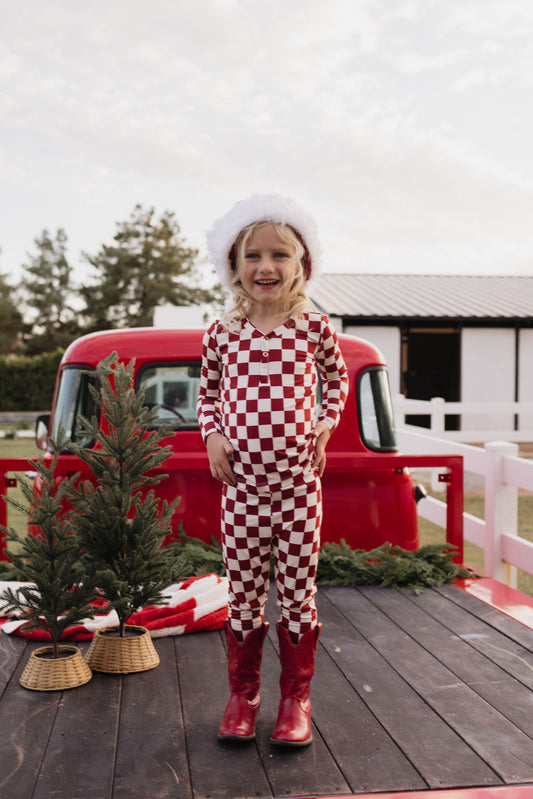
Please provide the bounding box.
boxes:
[67,353,179,637]
[0,442,96,657]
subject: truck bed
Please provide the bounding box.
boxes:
[1,582,533,799]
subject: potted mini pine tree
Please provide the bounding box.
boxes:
[0,441,95,690]
[67,353,179,674]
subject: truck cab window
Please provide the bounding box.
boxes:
[49,366,99,450]
[137,364,201,428]
[358,368,397,452]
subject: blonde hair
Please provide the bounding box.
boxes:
[221,221,312,329]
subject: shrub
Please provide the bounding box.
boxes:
[0,350,63,411]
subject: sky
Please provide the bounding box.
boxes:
[2,0,533,288]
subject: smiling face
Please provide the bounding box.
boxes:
[237,223,301,313]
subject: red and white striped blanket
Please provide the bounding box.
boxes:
[0,574,228,640]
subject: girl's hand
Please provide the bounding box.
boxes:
[206,432,237,486]
[312,421,331,477]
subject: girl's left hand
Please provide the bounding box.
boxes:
[312,421,331,477]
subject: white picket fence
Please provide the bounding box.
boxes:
[393,395,533,443]
[397,424,533,588]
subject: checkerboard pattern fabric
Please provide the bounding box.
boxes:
[197,312,348,487]
[221,476,322,638]
[197,311,348,637]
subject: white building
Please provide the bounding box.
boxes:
[153,304,212,329]
[310,274,533,432]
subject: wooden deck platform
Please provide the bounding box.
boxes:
[1,582,533,799]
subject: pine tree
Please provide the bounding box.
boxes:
[80,204,215,330]
[0,270,23,354]
[67,353,179,637]
[19,229,80,353]
[0,442,96,657]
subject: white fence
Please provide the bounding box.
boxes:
[393,395,533,443]
[397,425,533,588]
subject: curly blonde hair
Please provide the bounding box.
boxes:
[221,221,313,330]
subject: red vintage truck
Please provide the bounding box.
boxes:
[3,327,533,799]
[31,326,423,552]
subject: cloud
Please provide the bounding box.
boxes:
[1,0,533,281]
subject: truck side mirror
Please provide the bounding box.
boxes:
[414,483,427,504]
[35,414,51,450]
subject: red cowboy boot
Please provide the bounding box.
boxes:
[218,621,269,741]
[271,622,322,747]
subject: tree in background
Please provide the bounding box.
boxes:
[19,229,81,354]
[0,270,24,354]
[80,204,216,331]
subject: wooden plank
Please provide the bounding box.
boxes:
[310,594,426,794]
[0,642,60,799]
[255,624,351,799]
[113,638,192,799]
[4,583,533,798]
[353,586,533,783]
[176,629,273,799]
[320,586,501,790]
[365,587,533,740]
[32,644,122,799]
[0,633,27,697]
[407,587,533,690]
[437,583,533,649]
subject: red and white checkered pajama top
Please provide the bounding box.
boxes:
[197,312,349,488]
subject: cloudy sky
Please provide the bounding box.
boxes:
[2,0,533,287]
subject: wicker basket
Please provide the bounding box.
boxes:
[85,625,160,674]
[20,645,92,691]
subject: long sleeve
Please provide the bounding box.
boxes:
[197,322,223,442]
[315,319,349,433]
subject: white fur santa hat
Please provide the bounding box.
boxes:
[206,193,322,290]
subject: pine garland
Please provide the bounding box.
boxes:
[1,527,474,594]
[317,540,473,593]
[166,525,227,581]
[167,531,474,594]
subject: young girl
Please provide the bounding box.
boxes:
[197,194,349,747]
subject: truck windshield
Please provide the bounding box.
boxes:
[49,366,100,450]
[137,364,201,428]
[358,367,397,451]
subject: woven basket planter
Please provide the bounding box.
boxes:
[20,645,92,691]
[85,624,159,674]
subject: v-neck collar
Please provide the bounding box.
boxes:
[244,318,295,337]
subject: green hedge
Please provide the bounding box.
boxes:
[0,350,64,411]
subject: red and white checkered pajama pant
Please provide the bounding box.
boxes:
[221,474,322,641]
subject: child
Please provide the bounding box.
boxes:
[197,193,349,746]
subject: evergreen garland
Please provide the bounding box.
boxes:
[1,525,474,596]
[0,561,21,581]
[317,540,473,593]
[168,531,474,593]
[166,525,227,581]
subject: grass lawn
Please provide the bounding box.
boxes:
[418,489,533,597]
